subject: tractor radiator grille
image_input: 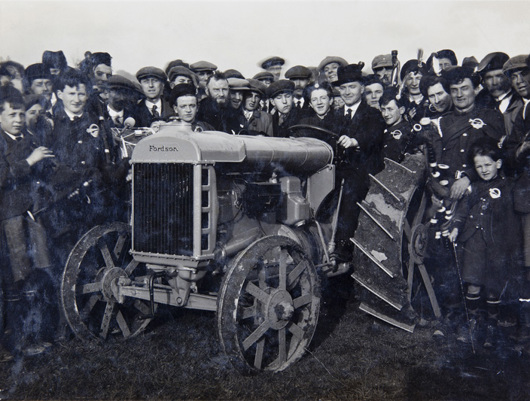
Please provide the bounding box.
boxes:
[133,163,194,255]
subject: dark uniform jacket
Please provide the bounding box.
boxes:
[382,119,416,163]
[453,175,523,291]
[438,106,505,181]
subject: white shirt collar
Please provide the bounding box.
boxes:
[145,99,162,112]
[345,101,361,117]
[3,130,22,141]
[64,109,84,121]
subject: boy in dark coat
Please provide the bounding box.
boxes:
[449,138,523,348]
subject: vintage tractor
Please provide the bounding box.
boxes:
[61,122,437,373]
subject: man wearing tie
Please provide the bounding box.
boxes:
[133,66,174,127]
[329,64,386,266]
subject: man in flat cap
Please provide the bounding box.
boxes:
[285,65,313,114]
[476,52,521,138]
[260,56,285,82]
[228,77,250,111]
[318,56,348,84]
[168,66,196,89]
[242,79,273,136]
[165,59,190,76]
[105,75,138,129]
[267,79,301,138]
[133,66,174,128]
[168,83,213,132]
[253,71,275,112]
[330,64,386,265]
[253,71,275,88]
[371,54,395,86]
[190,61,217,98]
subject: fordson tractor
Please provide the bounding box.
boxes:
[61,122,438,373]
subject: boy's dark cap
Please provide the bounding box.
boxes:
[266,79,295,98]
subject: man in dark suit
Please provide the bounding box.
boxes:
[133,66,174,127]
[330,64,386,265]
[476,53,523,139]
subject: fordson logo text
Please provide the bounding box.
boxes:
[149,145,179,152]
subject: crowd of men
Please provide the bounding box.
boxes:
[0,48,529,361]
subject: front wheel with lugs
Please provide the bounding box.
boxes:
[217,235,321,373]
[61,222,154,341]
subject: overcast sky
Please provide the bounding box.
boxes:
[0,0,528,79]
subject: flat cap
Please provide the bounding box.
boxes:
[371,54,393,70]
[227,78,250,91]
[168,66,195,82]
[261,56,285,69]
[25,63,51,81]
[190,61,217,72]
[266,79,295,98]
[165,59,189,75]
[285,65,312,80]
[136,66,167,82]
[168,83,197,106]
[333,63,365,86]
[477,52,509,74]
[224,69,244,79]
[502,55,528,75]
[400,59,428,81]
[248,79,266,96]
[107,74,138,91]
[253,71,275,82]
[318,56,348,71]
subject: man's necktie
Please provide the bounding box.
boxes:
[345,108,352,119]
[151,105,159,118]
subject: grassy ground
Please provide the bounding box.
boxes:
[0,279,529,401]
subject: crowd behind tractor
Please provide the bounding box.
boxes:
[0,48,529,366]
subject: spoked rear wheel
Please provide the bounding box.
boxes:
[217,235,321,373]
[61,222,154,341]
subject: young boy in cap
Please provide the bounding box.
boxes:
[266,79,300,138]
[242,79,273,136]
